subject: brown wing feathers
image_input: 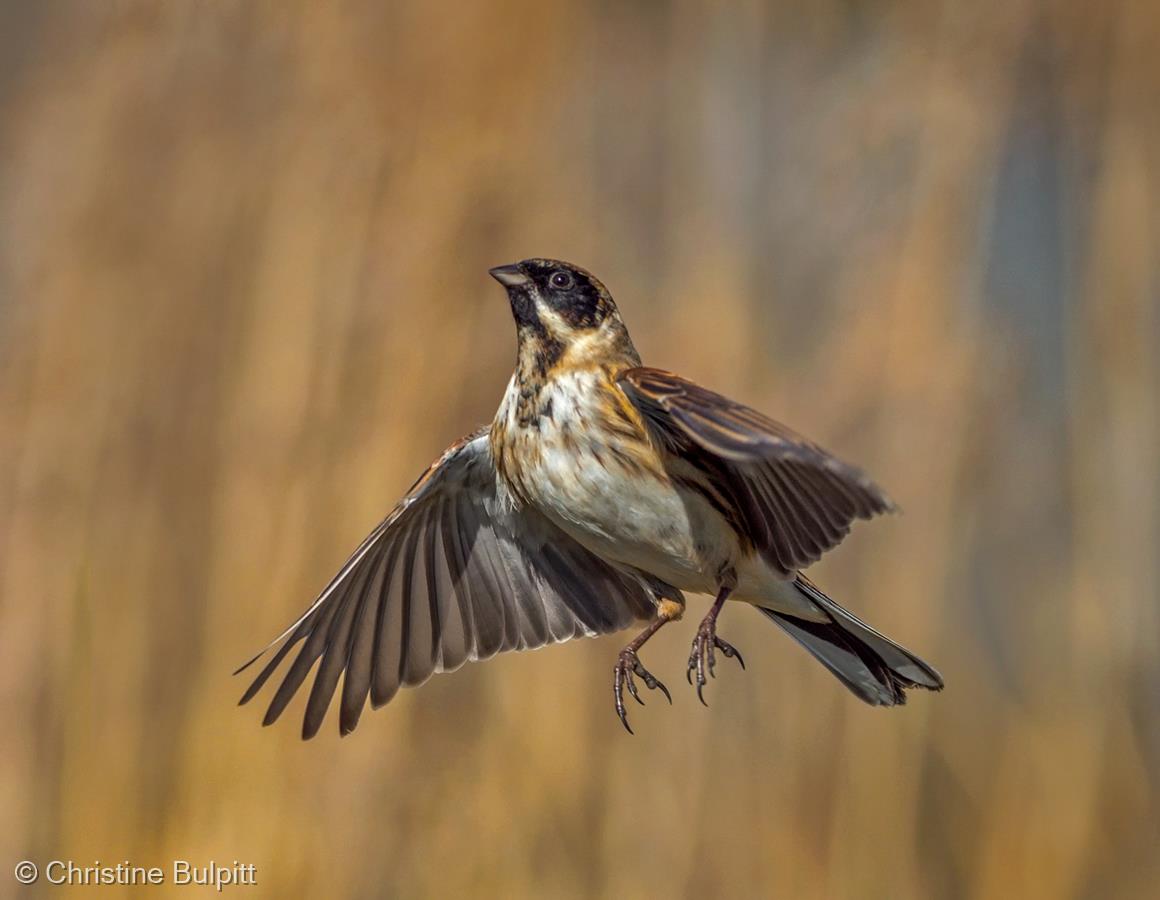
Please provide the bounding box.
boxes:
[237,432,654,738]
[619,367,895,577]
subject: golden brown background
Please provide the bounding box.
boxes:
[2,2,1158,897]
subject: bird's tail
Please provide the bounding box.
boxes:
[759,575,943,706]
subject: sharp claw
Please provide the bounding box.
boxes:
[715,637,745,670]
[614,648,670,731]
[614,665,634,734]
[631,661,670,705]
[687,613,747,705]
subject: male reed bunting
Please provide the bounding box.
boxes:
[238,259,943,737]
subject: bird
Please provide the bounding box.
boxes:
[236,258,943,738]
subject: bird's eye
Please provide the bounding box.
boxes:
[549,270,573,290]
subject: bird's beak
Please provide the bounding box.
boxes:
[488,264,530,288]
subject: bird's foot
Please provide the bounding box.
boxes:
[613,647,671,734]
[686,614,745,705]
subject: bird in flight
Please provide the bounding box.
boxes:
[237,259,943,738]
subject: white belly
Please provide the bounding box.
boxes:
[496,370,735,592]
[494,371,823,619]
[538,454,820,619]
[538,439,731,592]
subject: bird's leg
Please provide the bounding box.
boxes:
[613,598,682,734]
[687,585,745,705]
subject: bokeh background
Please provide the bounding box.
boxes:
[2,1,1157,897]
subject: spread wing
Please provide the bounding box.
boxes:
[236,429,654,738]
[618,367,895,577]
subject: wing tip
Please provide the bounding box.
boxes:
[232,650,265,678]
[876,491,901,516]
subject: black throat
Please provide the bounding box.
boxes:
[512,324,564,429]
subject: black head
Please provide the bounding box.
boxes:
[488,258,623,338]
[489,259,640,374]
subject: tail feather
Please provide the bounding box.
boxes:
[760,576,943,706]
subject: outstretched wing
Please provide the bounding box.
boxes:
[619,367,895,577]
[237,429,654,738]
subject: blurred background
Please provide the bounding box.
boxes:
[1,1,1157,897]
